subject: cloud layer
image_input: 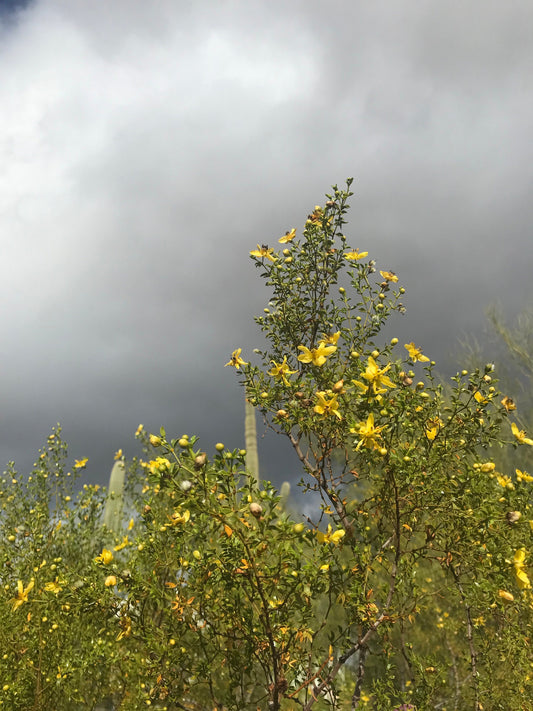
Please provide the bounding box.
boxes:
[1,0,532,485]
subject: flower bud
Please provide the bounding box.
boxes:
[332,379,344,393]
[149,435,162,447]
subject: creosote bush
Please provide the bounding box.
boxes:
[0,181,532,710]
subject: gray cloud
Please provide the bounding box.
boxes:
[0,0,532,487]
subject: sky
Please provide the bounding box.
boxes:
[0,0,532,491]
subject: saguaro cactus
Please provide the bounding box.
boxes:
[245,392,260,482]
[245,390,291,508]
[103,459,125,534]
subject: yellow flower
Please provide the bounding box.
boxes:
[514,548,526,567]
[250,244,276,261]
[319,331,341,346]
[496,474,514,490]
[316,524,346,545]
[169,509,191,526]
[135,423,144,436]
[501,396,516,412]
[474,391,489,404]
[511,422,533,446]
[278,228,296,243]
[74,458,88,470]
[11,580,34,611]
[147,457,171,476]
[344,249,368,261]
[114,536,130,552]
[117,616,132,641]
[379,270,398,283]
[514,548,531,589]
[404,342,430,362]
[225,348,248,369]
[425,417,443,441]
[351,413,385,451]
[114,449,123,460]
[128,517,135,530]
[105,575,117,587]
[95,548,114,565]
[44,579,63,595]
[354,356,396,396]
[498,589,514,602]
[297,343,336,367]
[516,469,533,483]
[268,356,297,386]
[314,391,342,420]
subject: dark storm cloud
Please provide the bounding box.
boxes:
[0,0,531,488]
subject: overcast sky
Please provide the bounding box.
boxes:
[1,0,532,489]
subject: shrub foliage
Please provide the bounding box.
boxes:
[1,181,532,710]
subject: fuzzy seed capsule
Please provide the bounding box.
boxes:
[249,502,263,518]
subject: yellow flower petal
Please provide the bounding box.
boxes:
[95,548,114,565]
[511,422,533,446]
[250,244,276,261]
[278,228,296,243]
